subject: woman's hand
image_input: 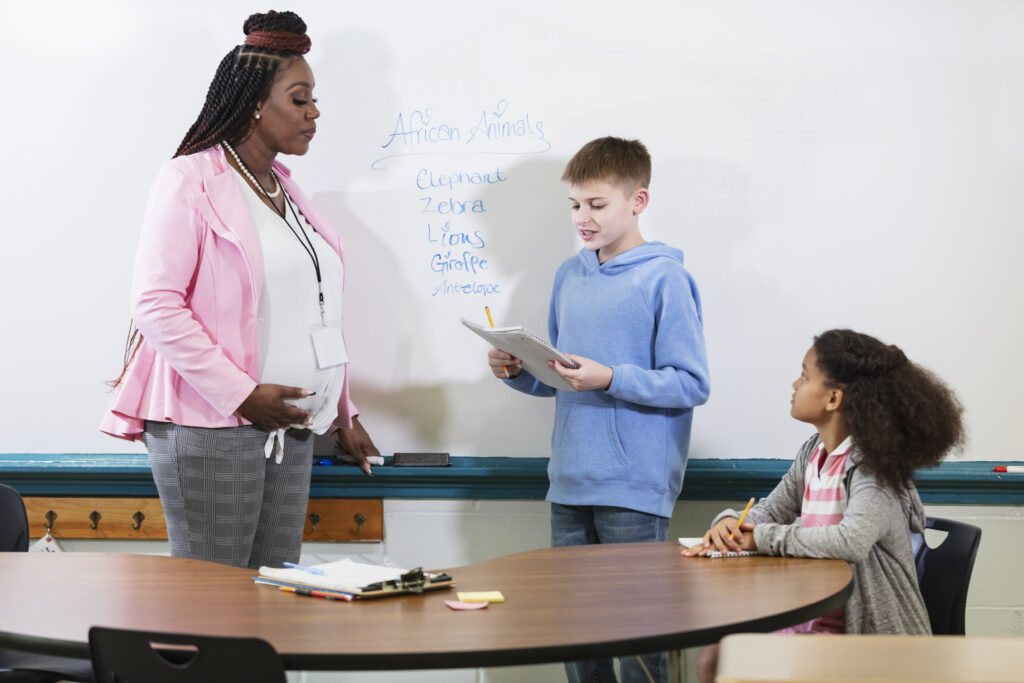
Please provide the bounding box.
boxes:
[238,384,311,431]
[549,354,613,392]
[336,416,380,475]
[488,346,522,379]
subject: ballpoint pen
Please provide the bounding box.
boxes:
[485,306,510,378]
[729,497,755,540]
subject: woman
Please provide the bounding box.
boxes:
[102,10,379,569]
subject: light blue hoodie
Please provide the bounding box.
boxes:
[507,242,710,517]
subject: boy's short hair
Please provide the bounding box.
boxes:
[561,136,651,191]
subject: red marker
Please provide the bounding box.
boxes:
[993,466,1024,473]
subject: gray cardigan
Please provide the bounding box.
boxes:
[713,435,931,634]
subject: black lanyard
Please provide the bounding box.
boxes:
[277,191,327,326]
[253,170,328,327]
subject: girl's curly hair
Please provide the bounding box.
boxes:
[813,329,965,491]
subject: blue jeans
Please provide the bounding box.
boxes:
[551,503,670,683]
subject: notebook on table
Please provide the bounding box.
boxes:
[678,537,759,558]
[255,558,453,599]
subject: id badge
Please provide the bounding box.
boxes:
[311,321,348,369]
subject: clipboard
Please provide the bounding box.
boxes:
[355,566,454,599]
[461,318,579,391]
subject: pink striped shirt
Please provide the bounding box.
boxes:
[777,436,853,634]
[802,436,853,527]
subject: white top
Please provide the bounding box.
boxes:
[233,171,347,459]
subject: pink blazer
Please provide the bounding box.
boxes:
[101,146,357,441]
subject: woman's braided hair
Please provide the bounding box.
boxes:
[110,11,311,389]
[174,10,311,157]
[813,329,965,491]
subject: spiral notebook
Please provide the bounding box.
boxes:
[678,537,760,558]
[461,318,580,391]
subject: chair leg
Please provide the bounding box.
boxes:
[669,649,683,683]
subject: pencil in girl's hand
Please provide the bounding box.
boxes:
[730,497,756,540]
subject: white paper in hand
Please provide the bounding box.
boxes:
[461,318,579,391]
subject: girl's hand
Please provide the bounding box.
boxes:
[681,542,706,557]
[488,347,522,379]
[704,518,757,554]
[238,384,311,431]
[548,354,613,392]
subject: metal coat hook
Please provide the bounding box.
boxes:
[45,510,57,530]
[89,511,102,530]
[352,512,366,535]
[131,511,145,530]
[308,512,322,532]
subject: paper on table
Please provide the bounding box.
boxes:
[457,591,505,603]
[258,558,406,594]
[461,318,579,391]
[445,600,489,611]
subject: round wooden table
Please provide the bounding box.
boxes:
[0,542,852,670]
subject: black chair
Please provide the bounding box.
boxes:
[89,627,287,683]
[0,484,94,683]
[914,516,982,635]
[0,483,29,552]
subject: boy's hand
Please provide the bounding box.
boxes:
[549,354,613,392]
[703,517,757,554]
[488,347,522,379]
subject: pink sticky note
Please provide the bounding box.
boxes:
[445,600,489,611]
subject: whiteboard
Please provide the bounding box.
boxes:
[2,0,1020,462]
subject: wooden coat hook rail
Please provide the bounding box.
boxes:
[24,497,383,541]
[26,498,166,539]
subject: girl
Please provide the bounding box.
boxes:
[683,329,964,683]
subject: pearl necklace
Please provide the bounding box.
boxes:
[221,140,281,199]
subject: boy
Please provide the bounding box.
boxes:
[487,137,710,683]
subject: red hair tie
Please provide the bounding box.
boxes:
[244,30,311,54]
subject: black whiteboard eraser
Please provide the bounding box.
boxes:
[392,452,450,467]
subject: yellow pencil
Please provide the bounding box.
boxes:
[485,306,510,378]
[730,497,756,540]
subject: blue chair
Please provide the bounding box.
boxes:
[914,516,982,635]
[89,627,286,683]
[0,484,94,683]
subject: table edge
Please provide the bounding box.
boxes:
[0,554,854,670]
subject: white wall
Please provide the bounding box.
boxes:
[54,499,1024,682]
[1,1,1021,465]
